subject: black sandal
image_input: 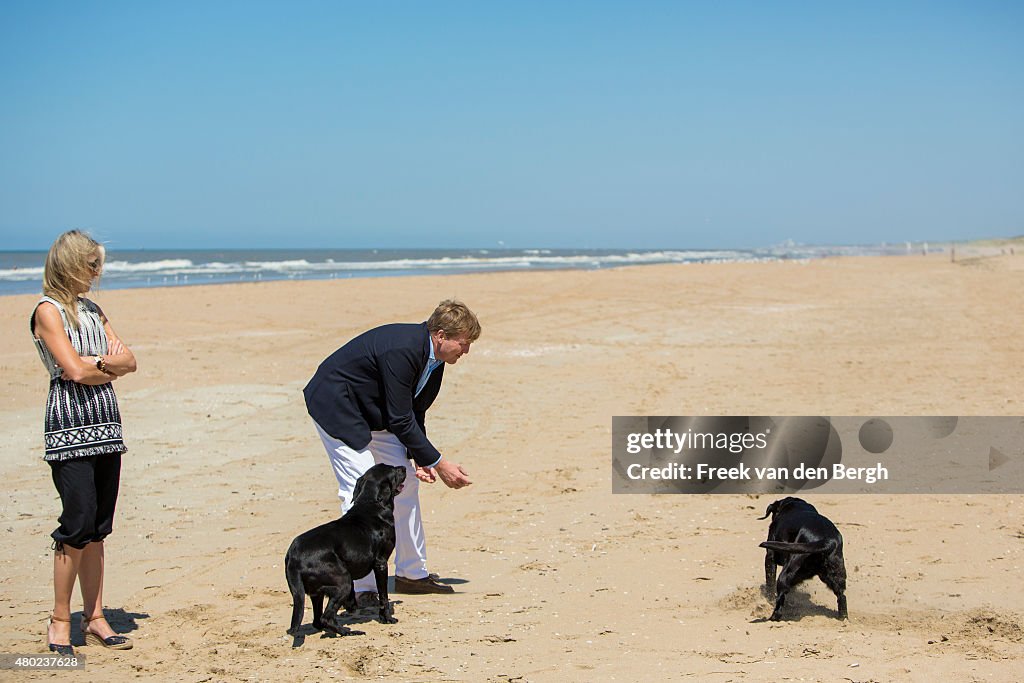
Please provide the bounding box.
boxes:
[81,615,133,650]
[46,615,75,657]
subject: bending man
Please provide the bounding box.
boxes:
[304,299,479,595]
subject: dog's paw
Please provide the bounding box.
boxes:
[378,615,399,624]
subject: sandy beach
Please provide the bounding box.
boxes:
[1,251,1022,682]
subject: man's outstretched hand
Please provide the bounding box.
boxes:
[427,459,472,489]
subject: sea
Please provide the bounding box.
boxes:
[0,244,919,297]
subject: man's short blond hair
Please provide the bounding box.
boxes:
[427,299,481,341]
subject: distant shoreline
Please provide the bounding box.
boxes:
[2,237,1017,297]
[0,244,916,297]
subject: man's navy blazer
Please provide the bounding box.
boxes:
[303,322,444,467]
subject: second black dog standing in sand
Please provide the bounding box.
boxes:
[285,464,407,636]
[758,497,848,621]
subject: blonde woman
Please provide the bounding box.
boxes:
[30,230,137,656]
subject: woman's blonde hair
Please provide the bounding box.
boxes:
[42,230,104,328]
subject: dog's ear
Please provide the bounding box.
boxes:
[377,484,392,505]
[758,500,779,520]
[352,476,368,504]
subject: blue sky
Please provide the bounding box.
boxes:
[1,1,1021,250]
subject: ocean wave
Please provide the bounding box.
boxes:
[0,250,761,283]
[2,244,913,295]
[0,266,45,280]
[281,250,752,271]
[102,259,194,273]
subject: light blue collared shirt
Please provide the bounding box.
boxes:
[415,334,443,398]
[414,332,444,467]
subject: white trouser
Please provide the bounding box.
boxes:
[314,421,428,591]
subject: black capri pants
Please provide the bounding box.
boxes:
[49,454,122,550]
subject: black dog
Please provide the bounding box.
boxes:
[285,463,406,636]
[758,497,848,621]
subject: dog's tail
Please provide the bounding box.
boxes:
[760,539,837,554]
[284,548,305,635]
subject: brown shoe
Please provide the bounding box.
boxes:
[394,574,454,594]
